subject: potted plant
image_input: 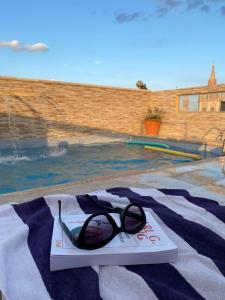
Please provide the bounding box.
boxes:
[144,108,162,135]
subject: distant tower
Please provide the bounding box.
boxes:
[199,65,221,112]
[208,65,217,88]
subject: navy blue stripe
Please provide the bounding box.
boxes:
[159,189,225,224]
[76,194,114,214]
[104,188,205,300]
[13,197,101,300]
[77,195,199,300]
[108,188,225,277]
[126,264,204,300]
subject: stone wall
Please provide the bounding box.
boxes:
[0,77,151,144]
[0,76,225,146]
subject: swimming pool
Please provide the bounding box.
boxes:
[0,142,213,194]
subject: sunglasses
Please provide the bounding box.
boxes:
[58,194,146,250]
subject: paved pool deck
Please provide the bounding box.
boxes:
[1,156,225,205]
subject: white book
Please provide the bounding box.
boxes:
[50,212,178,271]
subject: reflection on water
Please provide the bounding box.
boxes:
[0,143,195,194]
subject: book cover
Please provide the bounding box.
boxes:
[50,212,177,271]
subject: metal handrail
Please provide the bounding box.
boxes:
[222,139,225,156]
[202,127,225,143]
[219,157,225,175]
[203,142,207,159]
[202,127,225,158]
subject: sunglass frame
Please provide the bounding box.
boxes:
[58,202,146,250]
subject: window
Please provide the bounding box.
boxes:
[179,92,225,112]
[221,101,225,112]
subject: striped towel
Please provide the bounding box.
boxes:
[0,187,225,300]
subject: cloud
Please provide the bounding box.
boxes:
[115,0,225,22]
[24,42,48,52]
[0,40,19,48]
[156,7,169,18]
[115,12,143,23]
[156,0,225,17]
[94,60,101,64]
[0,40,48,52]
[165,0,181,9]
[201,4,210,13]
[186,0,204,10]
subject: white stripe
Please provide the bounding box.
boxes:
[44,194,81,217]
[91,190,159,300]
[188,187,225,206]
[131,188,225,300]
[0,204,50,300]
[90,189,130,207]
[99,265,158,300]
[129,188,165,198]
[131,188,225,241]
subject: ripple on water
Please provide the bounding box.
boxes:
[0,155,31,164]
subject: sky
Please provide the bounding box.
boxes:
[1,0,225,90]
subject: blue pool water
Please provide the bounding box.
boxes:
[0,142,199,194]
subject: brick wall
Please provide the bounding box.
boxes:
[0,77,151,142]
[0,76,225,146]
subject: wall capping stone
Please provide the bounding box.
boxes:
[0,76,151,93]
[153,83,225,94]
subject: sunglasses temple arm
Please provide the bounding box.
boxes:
[57,200,78,246]
[58,200,62,222]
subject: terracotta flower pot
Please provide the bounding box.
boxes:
[145,119,161,135]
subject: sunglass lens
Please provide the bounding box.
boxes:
[84,215,113,245]
[124,205,144,232]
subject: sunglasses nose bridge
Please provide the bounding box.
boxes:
[114,207,123,214]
